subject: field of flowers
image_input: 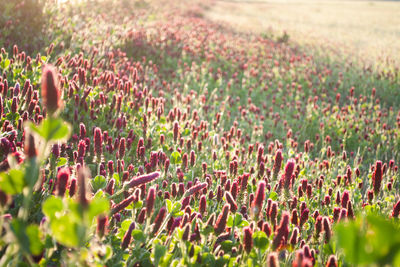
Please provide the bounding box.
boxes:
[0,0,399,266]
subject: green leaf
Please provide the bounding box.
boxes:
[170,151,182,164]
[239,220,250,227]
[24,158,40,188]
[6,111,20,121]
[26,224,44,255]
[0,169,25,194]
[227,214,233,228]
[269,191,278,201]
[253,231,269,250]
[131,200,143,210]
[335,218,372,264]
[132,229,146,243]
[42,196,63,219]
[10,219,30,253]
[104,245,113,261]
[166,199,172,213]
[182,129,190,136]
[88,194,110,222]
[202,253,216,266]
[1,59,10,69]
[56,157,68,167]
[113,173,120,186]
[121,219,133,231]
[171,202,182,216]
[227,213,244,228]
[220,240,234,251]
[154,243,167,264]
[394,252,400,267]
[29,118,71,142]
[202,225,214,236]
[50,215,80,247]
[366,214,400,264]
[91,175,107,193]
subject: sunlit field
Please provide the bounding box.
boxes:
[206,0,400,67]
[0,0,399,266]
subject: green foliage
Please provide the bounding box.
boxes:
[252,231,269,251]
[29,118,71,143]
[0,169,25,195]
[335,214,400,266]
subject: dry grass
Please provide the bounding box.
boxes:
[205,0,400,66]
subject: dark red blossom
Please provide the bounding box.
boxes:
[372,161,383,195]
[94,127,103,156]
[121,222,135,250]
[214,203,230,234]
[272,211,290,250]
[243,226,253,253]
[56,167,70,197]
[111,195,135,215]
[125,171,160,189]
[282,159,295,190]
[326,255,338,267]
[78,168,89,209]
[225,191,238,212]
[252,181,266,217]
[97,215,108,238]
[25,133,37,159]
[41,65,62,115]
[323,217,331,242]
[272,150,283,179]
[392,199,400,218]
[267,252,279,267]
[153,207,166,234]
[146,187,156,216]
[199,195,207,214]
[185,182,207,197]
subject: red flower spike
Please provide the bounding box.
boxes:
[41,65,62,115]
[56,167,70,197]
[214,203,230,234]
[252,181,266,217]
[243,226,253,253]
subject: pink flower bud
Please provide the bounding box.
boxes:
[199,195,207,214]
[41,65,62,115]
[283,159,295,190]
[125,171,160,189]
[372,161,383,194]
[111,195,135,215]
[97,215,108,238]
[185,182,207,197]
[392,199,400,218]
[252,181,266,217]
[225,191,238,212]
[94,127,103,156]
[121,222,135,250]
[214,204,230,234]
[69,178,77,197]
[272,150,283,179]
[267,252,279,267]
[272,211,289,250]
[326,255,338,267]
[243,226,253,253]
[56,167,70,197]
[153,207,166,234]
[146,187,156,216]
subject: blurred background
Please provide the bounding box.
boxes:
[205,0,400,67]
[1,0,399,66]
